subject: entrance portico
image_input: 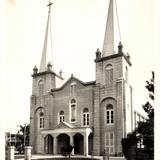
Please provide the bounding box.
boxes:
[41,122,93,156]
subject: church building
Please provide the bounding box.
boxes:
[30,0,134,157]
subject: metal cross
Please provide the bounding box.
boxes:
[47,1,53,12]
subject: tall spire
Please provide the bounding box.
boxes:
[102,0,114,57]
[39,1,53,72]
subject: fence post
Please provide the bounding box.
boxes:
[24,146,32,160]
[8,146,15,160]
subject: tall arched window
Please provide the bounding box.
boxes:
[59,110,64,123]
[83,108,89,126]
[70,99,76,122]
[38,79,44,96]
[105,64,113,85]
[39,112,44,129]
[105,132,114,154]
[106,104,114,124]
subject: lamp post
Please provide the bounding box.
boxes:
[24,123,28,147]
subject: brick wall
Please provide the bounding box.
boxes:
[30,54,133,155]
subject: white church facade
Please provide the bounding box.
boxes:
[30,0,135,157]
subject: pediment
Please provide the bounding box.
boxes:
[54,122,74,130]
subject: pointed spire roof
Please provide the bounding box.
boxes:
[39,1,53,73]
[102,0,114,57]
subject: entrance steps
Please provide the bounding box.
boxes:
[15,154,126,160]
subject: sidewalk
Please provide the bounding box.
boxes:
[15,154,126,160]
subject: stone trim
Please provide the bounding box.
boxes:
[41,127,92,135]
[32,70,64,80]
[94,53,131,66]
[51,76,95,92]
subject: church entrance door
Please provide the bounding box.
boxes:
[74,133,84,155]
[57,134,70,154]
[44,134,53,154]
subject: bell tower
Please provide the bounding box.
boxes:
[30,1,64,153]
[93,0,133,155]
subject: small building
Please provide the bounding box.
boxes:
[5,132,16,147]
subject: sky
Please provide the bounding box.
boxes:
[0,0,155,134]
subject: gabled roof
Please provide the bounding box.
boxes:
[51,75,95,92]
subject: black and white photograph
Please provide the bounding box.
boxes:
[0,0,158,159]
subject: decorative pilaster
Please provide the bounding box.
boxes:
[93,85,101,155]
[41,135,45,153]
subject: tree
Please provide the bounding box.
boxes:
[61,145,73,159]
[122,71,154,160]
[135,72,154,158]
[16,124,30,153]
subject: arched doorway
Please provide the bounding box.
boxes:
[57,134,70,154]
[44,135,53,154]
[74,133,84,155]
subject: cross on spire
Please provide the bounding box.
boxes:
[39,0,54,72]
[47,1,53,13]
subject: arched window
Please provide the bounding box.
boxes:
[38,79,44,96]
[70,99,76,122]
[105,64,113,85]
[106,104,114,124]
[83,108,89,126]
[39,112,44,129]
[59,110,64,123]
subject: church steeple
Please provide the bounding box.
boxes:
[102,0,114,57]
[39,1,53,73]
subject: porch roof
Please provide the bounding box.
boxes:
[41,122,93,136]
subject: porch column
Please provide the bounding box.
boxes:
[84,133,89,156]
[41,135,45,153]
[70,134,74,155]
[53,135,57,155]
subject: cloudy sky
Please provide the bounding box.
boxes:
[0,0,156,135]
